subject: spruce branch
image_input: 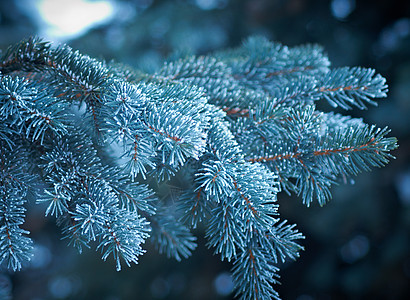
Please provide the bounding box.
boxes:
[0,36,398,299]
[316,67,388,109]
[150,208,197,261]
[232,244,281,300]
[0,144,35,271]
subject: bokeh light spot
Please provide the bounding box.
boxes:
[36,0,114,41]
[330,0,355,20]
[340,235,370,264]
[214,272,234,296]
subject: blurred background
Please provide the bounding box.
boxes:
[0,0,409,299]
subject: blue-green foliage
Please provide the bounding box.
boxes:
[0,36,397,299]
[0,144,34,271]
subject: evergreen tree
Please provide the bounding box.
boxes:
[0,36,397,299]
